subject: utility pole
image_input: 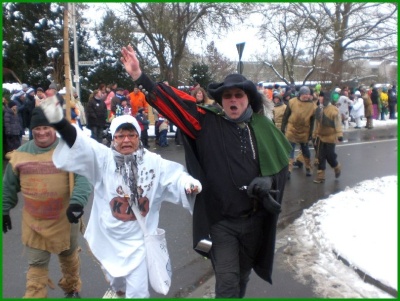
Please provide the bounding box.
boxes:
[63,3,72,122]
[72,3,80,99]
[63,3,74,194]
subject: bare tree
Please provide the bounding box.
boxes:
[257,6,326,86]
[204,42,236,81]
[122,3,251,86]
[290,3,397,86]
[256,3,397,87]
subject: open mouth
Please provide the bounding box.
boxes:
[121,145,133,150]
[230,105,238,111]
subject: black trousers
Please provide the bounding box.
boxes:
[389,103,396,119]
[209,214,264,298]
[317,141,338,170]
[90,125,104,143]
[155,120,161,141]
[141,130,149,147]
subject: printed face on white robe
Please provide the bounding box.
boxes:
[109,196,149,222]
[109,167,155,222]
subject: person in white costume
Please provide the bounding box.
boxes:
[336,89,354,130]
[40,96,202,298]
[350,91,365,129]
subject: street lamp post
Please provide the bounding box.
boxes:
[236,42,245,75]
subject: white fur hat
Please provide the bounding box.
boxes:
[110,115,141,138]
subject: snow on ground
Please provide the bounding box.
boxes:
[346,116,398,131]
[279,176,397,298]
[276,112,397,297]
[276,117,398,298]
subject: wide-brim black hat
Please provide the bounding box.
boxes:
[207,74,262,113]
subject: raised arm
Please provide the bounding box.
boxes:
[120,45,202,139]
[121,45,142,81]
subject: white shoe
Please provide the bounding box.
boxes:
[103,288,125,299]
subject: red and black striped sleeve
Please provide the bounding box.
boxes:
[135,73,204,139]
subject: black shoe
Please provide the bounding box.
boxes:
[287,171,291,180]
[306,168,312,177]
[354,126,361,129]
[65,292,81,298]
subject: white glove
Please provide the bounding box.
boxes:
[40,95,64,124]
[184,178,202,195]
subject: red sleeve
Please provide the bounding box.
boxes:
[153,85,204,139]
[133,75,203,140]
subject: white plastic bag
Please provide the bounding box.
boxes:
[126,194,172,295]
[144,228,172,295]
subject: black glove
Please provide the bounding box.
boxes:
[247,177,273,199]
[66,204,84,224]
[3,215,12,233]
[262,190,281,215]
[247,177,281,215]
[338,136,344,142]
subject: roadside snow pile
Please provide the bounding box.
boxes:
[284,176,397,298]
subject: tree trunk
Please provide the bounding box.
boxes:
[331,43,344,87]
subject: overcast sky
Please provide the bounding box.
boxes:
[82,3,262,61]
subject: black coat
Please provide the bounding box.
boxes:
[138,73,290,284]
[4,107,22,136]
[86,97,107,128]
[182,115,288,284]
[370,88,379,105]
[388,89,397,105]
[23,94,36,129]
[12,97,25,135]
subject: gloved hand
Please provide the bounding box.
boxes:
[3,215,12,233]
[40,95,64,124]
[247,177,281,215]
[184,178,202,194]
[247,177,273,199]
[66,204,84,224]
[262,192,282,215]
[338,136,344,142]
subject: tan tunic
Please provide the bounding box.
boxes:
[273,104,286,130]
[362,94,373,117]
[10,150,71,253]
[313,104,343,144]
[285,98,316,143]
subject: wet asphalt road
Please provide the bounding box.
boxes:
[2,125,397,298]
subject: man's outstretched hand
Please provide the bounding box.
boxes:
[40,95,64,124]
[121,45,142,81]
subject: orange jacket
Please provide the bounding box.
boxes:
[129,91,148,115]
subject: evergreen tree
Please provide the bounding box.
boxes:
[2,3,94,93]
[189,62,213,88]
[3,3,64,87]
[90,10,146,91]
